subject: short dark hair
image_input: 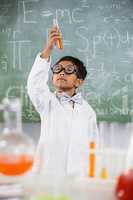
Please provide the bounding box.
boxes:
[55,56,87,80]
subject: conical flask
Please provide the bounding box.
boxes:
[0,98,35,176]
[115,134,133,200]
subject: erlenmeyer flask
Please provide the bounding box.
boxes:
[0,98,35,176]
[115,134,133,200]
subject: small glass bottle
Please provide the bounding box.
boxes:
[0,98,35,176]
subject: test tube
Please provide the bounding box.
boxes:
[88,141,96,177]
[53,18,63,49]
[126,133,133,171]
[88,120,100,178]
[99,122,108,179]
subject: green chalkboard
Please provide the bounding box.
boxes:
[0,0,133,122]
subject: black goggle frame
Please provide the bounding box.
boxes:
[51,64,78,75]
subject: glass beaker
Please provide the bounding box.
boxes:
[0,98,35,176]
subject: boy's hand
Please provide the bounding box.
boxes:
[41,26,61,59]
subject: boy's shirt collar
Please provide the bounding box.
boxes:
[55,91,83,105]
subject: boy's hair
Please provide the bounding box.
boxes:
[55,56,87,80]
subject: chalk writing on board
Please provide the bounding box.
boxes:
[63,40,72,46]
[56,9,72,24]
[72,8,85,23]
[0,3,11,17]
[75,26,133,61]
[124,74,133,84]
[111,68,121,83]
[110,86,129,115]
[8,30,31,71]
[41,10,53,17]
[23,1,38,24]
[0,28,12,38]
[104,16,133,23]
[0,54,8,73]
[8,40,31,71]
[22,4,92,25]
[98,1,126,10]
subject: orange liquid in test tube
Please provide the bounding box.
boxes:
[57,31,63,49]
[53,18,63,49]
[0,154,33,176]
[88,141,95,177]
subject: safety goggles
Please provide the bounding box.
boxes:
[51,64,78,75]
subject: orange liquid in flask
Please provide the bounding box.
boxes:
[0,154,33,176]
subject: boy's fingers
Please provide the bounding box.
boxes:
[50,32,60,38]
[50,30,60,36]
[47,26,62,48]
[50,36,62,44]
[49,36,61,45]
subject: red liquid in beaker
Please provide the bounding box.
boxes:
[115,169,133,200]
[0,154,33,176]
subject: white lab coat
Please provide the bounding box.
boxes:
[27,53,99,177]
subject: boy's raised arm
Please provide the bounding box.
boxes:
[27,26,61,115]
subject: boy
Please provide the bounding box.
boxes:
[27,26,99,177]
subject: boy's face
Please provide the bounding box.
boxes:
[52,60,83,91]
